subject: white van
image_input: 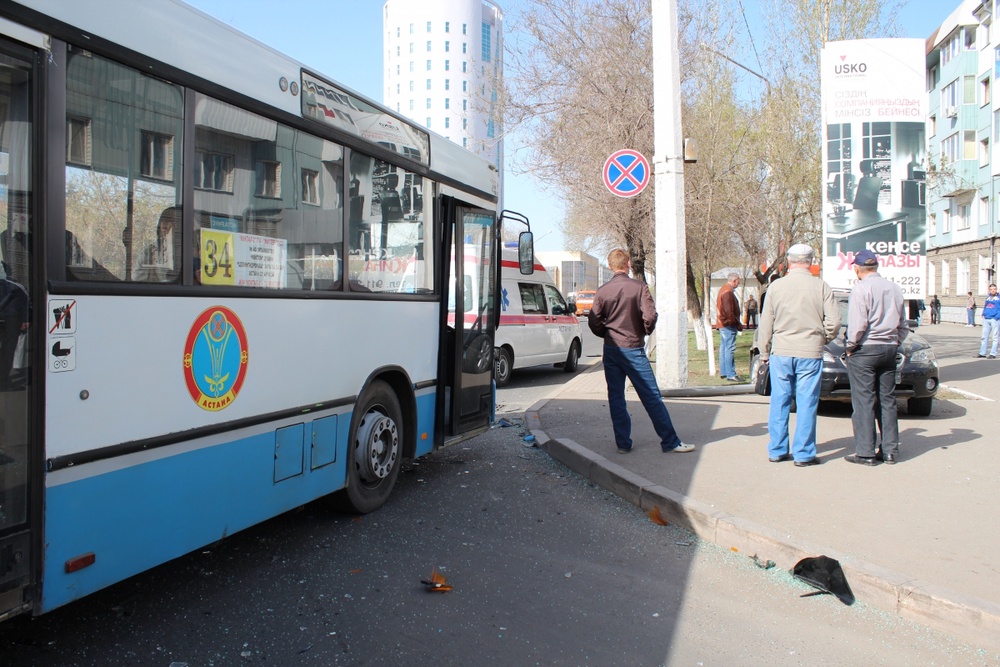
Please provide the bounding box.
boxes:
[495,249,582,386]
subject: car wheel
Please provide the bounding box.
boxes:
[495,346,513,387]
[563,340,580,373]
[907,396,933,416]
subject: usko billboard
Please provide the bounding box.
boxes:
[821,39,927,297]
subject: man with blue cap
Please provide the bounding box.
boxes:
[844,249,908,466]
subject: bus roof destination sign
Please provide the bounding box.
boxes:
[603,149,650,198]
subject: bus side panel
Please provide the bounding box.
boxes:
[414,387,436,457]
[40,419,351,613]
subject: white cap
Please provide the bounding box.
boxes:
[786,244,814,262]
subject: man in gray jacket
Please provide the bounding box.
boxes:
[756,244,841,466]
[844,249,908,466]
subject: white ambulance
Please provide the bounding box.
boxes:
[495,249,583,387]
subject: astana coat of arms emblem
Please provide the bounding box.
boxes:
[183,306,249,411]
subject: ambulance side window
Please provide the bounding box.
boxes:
[544,285,569,315]
[518,283,546,314]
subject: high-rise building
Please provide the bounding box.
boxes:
[382,0,504,199]
[925,0,999,320]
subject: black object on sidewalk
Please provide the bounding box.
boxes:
[792,555,855,605]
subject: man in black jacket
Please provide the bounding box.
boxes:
[588,249,693,455]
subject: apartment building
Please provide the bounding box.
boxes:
[382,0,504,198]
[926,0,1000,321]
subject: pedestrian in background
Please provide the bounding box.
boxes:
[967,291,977,327]
[715,272,742,381]
[745,294,759,329]
[588,249,694,455]
[930,295,941,324]
[755,244,840,467]
[978,284,999,359]
[844,250,908,466]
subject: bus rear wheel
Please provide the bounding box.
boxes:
[336,380,403,514]
[495,347,513,387]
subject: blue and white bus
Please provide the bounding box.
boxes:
[0,0,531,620]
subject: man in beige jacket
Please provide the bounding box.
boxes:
[756,244,841,466]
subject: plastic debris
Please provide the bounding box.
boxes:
[496,418,514,427]
[750,554,776,569]
[421,568,453,592]
[522,434,536,447]
[648,506,669,526]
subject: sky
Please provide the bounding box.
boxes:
[184,0,963,254]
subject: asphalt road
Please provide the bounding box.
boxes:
[0,421,991,666]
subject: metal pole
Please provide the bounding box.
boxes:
[652,0,687,388]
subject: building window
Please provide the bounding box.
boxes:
[942,79,958,110]
[927,65,938,92]
[942,260,951,295]
[981,255,993,289]
[445,21,450,33]
[301,168,319,205]
[140,132,174,181]
[445,60,450,71]
[194,150,233,192]
[409,22,413,34]
[409,100,414,110]
[929,212,936,236]
[482,23,492,62]
[463,98,467,110]
[983,77,991,106]
[409,61,414,72]
[929,115,936,137]
[445,79,450,90]
[409,42,414,53]
[396,83,400,94]
[944,207,952,233]
[943,132,960,163]
[941,34,959,66]
[965,26,976,49]
[463,82,468,93]
[426,117,431,128]
[67,117,91,166]
[396,27,400,38]
[396,46,400,56]
[463,43,467,54]
[462,61,467,73]
[426,78,432,90]
[462,118,468,130]
[981,138,990,167]
[463,23,467,35]
[426,41,431,51]
[487,119,495,138]
[982,197,991,225]
[958,257,971,294]
[410,80,415,92]
[964,75,976,104]
[462,137,467,148]
[445,118,450,128]
[427,21,431,32]
[995,46,1000,78]
[965,130,977,159]
[427,60,432,70]
[426,98,431,109]
[445,41,450,52]
[957,201,971,229]
[255,161,281,198]
[445,98,450,109]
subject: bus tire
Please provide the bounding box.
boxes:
[495,347,513,387]
[562,340,580,373]
[336,380,403,514]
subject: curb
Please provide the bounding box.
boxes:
[525,382,1000,653]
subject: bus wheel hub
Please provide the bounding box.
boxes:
[355,410,398,482]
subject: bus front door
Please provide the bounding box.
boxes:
[0,40,36,620]
[444,201,495,437]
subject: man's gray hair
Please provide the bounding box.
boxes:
[727,272,740,282]
[786,243,814,264]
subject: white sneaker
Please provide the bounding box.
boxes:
[668,443,695,453]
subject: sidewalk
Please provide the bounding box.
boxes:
[526,322,1000,652]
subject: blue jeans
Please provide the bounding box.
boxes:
[719,326,738,378]
[767,355,822,462]
[846,345,899,457]
[968,308,976,325]
[603,344,682,451]
[981,318,1000,356]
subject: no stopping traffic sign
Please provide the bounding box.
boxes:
[603,149,650,198]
